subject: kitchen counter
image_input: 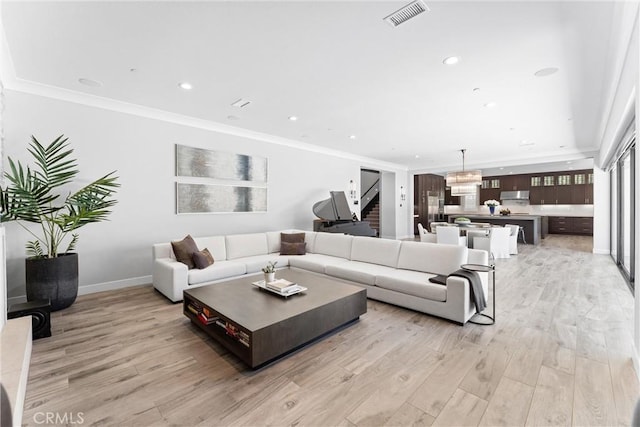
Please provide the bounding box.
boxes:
[449,214,546,244]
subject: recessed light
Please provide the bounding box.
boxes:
[349,135,357,140]
[509,127,515,131]
[559,145,566,148]
[509,171,513,174]
[484,102,497,108]
[227,115,239,121]
[443,56,460,65]
[534,67,559,77]
[178,82,193,90]
[566,161,572,164]
[288,116,298,121]
[415,155,420,159]
[472,87,480,93]
[78,78,103,87]
[520,140,535,146]
[499,167,504,170]
[129,68,137,72]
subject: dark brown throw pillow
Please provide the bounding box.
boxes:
[192,248,215,269]
[280,241,306,256]
[281,232,305,244]
[171,235,199,269]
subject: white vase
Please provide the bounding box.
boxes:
[264,272,275,283]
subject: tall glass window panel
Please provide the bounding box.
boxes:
[620,149,633,278]
[610,166,618,261]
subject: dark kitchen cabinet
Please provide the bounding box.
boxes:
[501,174,529,191]
[480,178,501,204]
[548,216,593,235]
[571,170,594,204]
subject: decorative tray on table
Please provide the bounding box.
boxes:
[251,279,307,297]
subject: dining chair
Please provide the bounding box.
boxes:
[417,223,436,243]
[428,221,450,233]
[473,227,511,258]
[466,229,490,249]
[436,226,467,246]
[504,224,520,254]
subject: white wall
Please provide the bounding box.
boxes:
[3,89,407,300]
[592,166,610,255]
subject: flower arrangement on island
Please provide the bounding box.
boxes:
[484,199,500,207]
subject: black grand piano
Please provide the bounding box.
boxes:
[312,191,377,237]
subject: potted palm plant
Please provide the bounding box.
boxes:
[0,135,119,310]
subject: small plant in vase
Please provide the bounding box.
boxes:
[484,199,500,215]
[262,261,277,283]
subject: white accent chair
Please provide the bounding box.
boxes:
[417,223,437,243]
[504,224,520,254]
[473,227,511,259]
[436,226,467,246]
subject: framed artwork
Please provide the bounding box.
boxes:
[175,144,267,183]
[176,183,267,214]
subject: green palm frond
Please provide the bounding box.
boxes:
[26,240,44,258]
[65,234,79,254]
[1,135,119,257]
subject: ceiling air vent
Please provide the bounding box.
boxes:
[231,98,251,108]
[384,0,429,27]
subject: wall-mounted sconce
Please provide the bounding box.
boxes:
[400,185,406,201]
[349,179,357,199]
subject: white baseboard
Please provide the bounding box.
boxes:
[7,275,152,307]
[77,275,152,296]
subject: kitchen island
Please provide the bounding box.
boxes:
[448,214,546,244]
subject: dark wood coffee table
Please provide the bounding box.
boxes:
[183,268,367,368]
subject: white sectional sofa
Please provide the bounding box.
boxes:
[152,231,489,324]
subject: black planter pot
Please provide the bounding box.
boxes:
[25,253,78,311]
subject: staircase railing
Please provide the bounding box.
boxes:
[361,193,379,221]
[360,178,380,213]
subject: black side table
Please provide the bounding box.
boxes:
[461,263,495,325]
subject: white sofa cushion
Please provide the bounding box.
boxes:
[313,233,353,258]
[187,261,247,285]
[304,231,317,253]
[265,231,282,253]
[350,236,401,267]
[375,270,447,302]
[238,254,291,274]
[288,253,349,274]
[397,241,467,276]
[193,236,227,261]
[325,261,397,286]
[225,233,269,260]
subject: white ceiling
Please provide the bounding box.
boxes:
[1,1,616,173]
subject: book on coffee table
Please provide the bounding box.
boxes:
[251,279,307,297]
[266,279,296,292]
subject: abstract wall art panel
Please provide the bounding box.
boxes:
[176,144,267,183]
[177,183,267,214]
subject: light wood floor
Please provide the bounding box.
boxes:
[22,235,639,426]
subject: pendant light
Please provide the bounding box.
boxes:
[446,149,482,196]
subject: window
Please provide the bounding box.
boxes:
[530,176,541,187]
[557,174,571,185]
[610,139,635,291]
[574,173,586,185]
[490,179,500,189]
[543,175,555,186]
